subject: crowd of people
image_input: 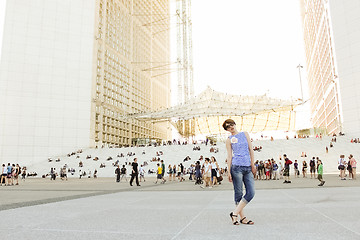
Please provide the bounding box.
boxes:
[111,155,226,189]
[338,154,357,180]
[1,163,26,186]
[7,132,353,190]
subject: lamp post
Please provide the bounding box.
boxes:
[297,64,304,100]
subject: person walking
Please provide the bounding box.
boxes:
[223,119,255,225]
[161,160,165,180]
[139,164,146,182]
[195,161,202,185]
[317,159,325,186]
[211,157,220,185]
[21,167,26,181]
[155,163,166,184]
[130,158,140,186]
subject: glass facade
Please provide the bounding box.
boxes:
[91,0,171,147]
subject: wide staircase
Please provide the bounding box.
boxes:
[29,135,359,177]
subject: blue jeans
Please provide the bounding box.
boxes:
[231,165,255,204]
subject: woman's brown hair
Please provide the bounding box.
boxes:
[222,119,236,130]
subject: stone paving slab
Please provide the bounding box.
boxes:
[1,174,359,211]
[0,176,360,240]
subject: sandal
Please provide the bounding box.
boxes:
[229,212,240,225]
[240,217,254,225]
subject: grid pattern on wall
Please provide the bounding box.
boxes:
[300,0,341,134]
[91,0,171,147]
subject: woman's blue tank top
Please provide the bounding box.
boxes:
[229,132,251,166]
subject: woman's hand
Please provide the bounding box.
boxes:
[228,174,232,182]
[251,165,256,176]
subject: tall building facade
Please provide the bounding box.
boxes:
[0,0,171,164]
[300,0,360,136]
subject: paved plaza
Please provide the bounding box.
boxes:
[0,175,360,240]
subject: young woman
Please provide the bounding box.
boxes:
[224,119,256,225]
[302,160,307,178]
[349,154,357,180]
[1,164,7,186]
[211,156,220,185]
[172,165,177,181]
[168,164,173,181]
[338,155,346,180]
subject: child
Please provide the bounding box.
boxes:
[317,159,325,186]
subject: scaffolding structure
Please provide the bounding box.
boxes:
[176,0,195,138]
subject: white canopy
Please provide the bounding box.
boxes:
[126,87,302,135]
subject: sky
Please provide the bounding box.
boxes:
[170,0,311,130]
[190,0,308,100]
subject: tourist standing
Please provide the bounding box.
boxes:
[309,157,316,179]
[1,164,7,186]
[349,154,357,180]
[178,163,185,182]
[283,154,292,183]
[7,163,13,185]
[172,165,177,181]
[272,160,279,180]
[14,164,21,185]
[264,160,270,180]
[200,158,212,188]
[302,160,307,178]
[168,164,173,181]
[347,158,353,179]
[130,158,140,186]
[294,160,299,178]
[115,165,121,182]
[338,155,346,180]
[120,165,127,182]
[224,119,255,225]
[259,161,265,180]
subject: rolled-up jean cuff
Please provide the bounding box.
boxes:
[240,199,249,205]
